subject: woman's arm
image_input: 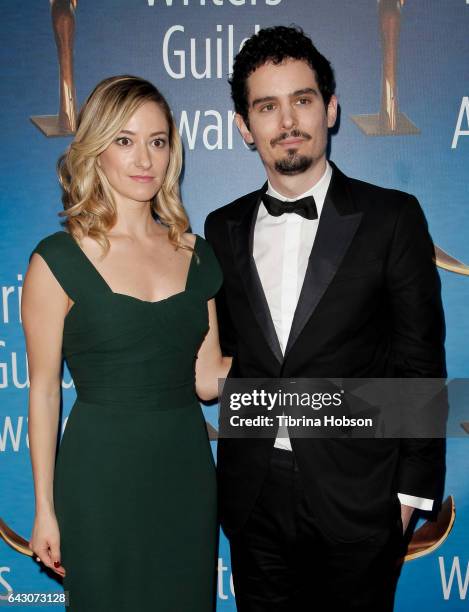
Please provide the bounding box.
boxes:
[195,299,232,401]
[22,254,70,577]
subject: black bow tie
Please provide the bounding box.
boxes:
[263,194,318,220]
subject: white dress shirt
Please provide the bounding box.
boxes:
[252,161,432,511]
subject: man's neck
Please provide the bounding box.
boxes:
[266,157,328,199]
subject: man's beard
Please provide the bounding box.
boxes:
[275,150,313,175]
[271,130,314,175]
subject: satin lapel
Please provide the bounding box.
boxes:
[284,166,363,357]
[228,185,284,364]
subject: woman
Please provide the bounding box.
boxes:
[22,75,231,611]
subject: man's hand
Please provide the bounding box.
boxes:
[400,503,414,534]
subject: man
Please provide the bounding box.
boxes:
[204,26,446,611]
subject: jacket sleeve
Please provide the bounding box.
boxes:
[386,195,446,507]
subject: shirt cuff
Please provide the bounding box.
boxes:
[398,492,434,511]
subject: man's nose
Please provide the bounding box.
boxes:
[280,104,297,131]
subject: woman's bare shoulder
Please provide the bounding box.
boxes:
[181,232,197,249]
[78,234,105,261]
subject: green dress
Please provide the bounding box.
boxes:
[32,231,221,612]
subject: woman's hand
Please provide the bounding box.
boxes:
[29,511,66,578]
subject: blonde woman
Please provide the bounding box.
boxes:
[22,76,231,611]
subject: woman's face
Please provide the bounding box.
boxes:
[98,101,170,208]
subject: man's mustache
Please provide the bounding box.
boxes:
[270,130,312,147]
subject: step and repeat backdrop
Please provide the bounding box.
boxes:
[1,1,468,610]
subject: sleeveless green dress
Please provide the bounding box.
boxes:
[32,231,221,612]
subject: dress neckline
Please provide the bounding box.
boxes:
[59,231,198,305]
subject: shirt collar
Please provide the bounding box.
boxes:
[265,161,332,219]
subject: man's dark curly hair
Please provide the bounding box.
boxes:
[229,26,336,124]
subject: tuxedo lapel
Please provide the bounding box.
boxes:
[284,164,363,357]
[228,185,284,364]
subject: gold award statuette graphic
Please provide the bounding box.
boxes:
[351,1,469,275]
[351,0,419,136]
[30,0,78,137]
[434,246,469,277]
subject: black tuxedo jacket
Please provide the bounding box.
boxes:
[204,162,446,541]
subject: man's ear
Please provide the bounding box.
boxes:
[326,95,338,130]
[235,113,255,146]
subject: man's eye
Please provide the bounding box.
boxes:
[115,137,132,146]
[296,98,311,105]
[260,104,275,112]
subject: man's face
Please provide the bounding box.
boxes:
[236,59,337,178]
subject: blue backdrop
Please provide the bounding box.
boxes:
[1,1,468,609]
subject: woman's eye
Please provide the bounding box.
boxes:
[152,138,167,148]
[115,137,131,146]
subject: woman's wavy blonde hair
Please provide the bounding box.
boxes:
[58,75,189,252]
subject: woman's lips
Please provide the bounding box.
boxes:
[129,175,155,183]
